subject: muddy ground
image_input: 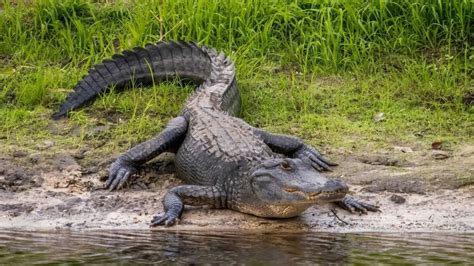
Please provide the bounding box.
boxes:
[0,140,473,232]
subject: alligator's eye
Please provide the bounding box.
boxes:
[284,187,297,193]
[280,161,292,171]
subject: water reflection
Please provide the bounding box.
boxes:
[0,230,472,264]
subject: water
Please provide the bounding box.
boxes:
[0,230,472,264]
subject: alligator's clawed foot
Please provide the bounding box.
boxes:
[295,146,338,171]
[336,195,380,214]
[150,213,180,227]
[105,158,138,191]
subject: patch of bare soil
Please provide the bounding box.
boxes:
[0,142,473,232]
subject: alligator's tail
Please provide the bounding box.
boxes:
[52,41,238,119]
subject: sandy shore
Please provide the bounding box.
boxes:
[1,143,473,232]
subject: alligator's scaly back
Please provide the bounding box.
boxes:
[52,41,239,119]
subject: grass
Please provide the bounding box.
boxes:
[0,0,472,154]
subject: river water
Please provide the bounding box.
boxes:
[0,230,472,264]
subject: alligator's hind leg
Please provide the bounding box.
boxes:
[106,116,188,190]
[151,185,226,226]
[254,129,337,171]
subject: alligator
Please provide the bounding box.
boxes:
[53,41,379,226]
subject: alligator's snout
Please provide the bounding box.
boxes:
[323,180,349,193]
[315,180,349,201]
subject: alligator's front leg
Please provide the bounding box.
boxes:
[106,116,188,190]
[254,129,337,171]
[336,195,380,214]
[151,185,225,226]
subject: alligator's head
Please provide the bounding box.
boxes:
[246,158,348,218]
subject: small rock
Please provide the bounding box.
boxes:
[98,170,109,181]
[359,155,399,166]
[82,166,99,175]
[394,146,413,153]
[70,126,82,137]
[431,141,443,150]
[36,140,54,150]
[43,140,54,148]
[390,194,406,204]
[30,175,44,187]
[87,125,109,138]
[72,150,86,160]
[431,150,450,160]
[47,122,67,135]
[29,153,42,164]
[373,112,385,122]
[53,154,81,171]
[12,150,28,157]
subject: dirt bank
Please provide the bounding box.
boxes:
[1,142,473,232]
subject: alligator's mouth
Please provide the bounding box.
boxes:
[283,187,347,202]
